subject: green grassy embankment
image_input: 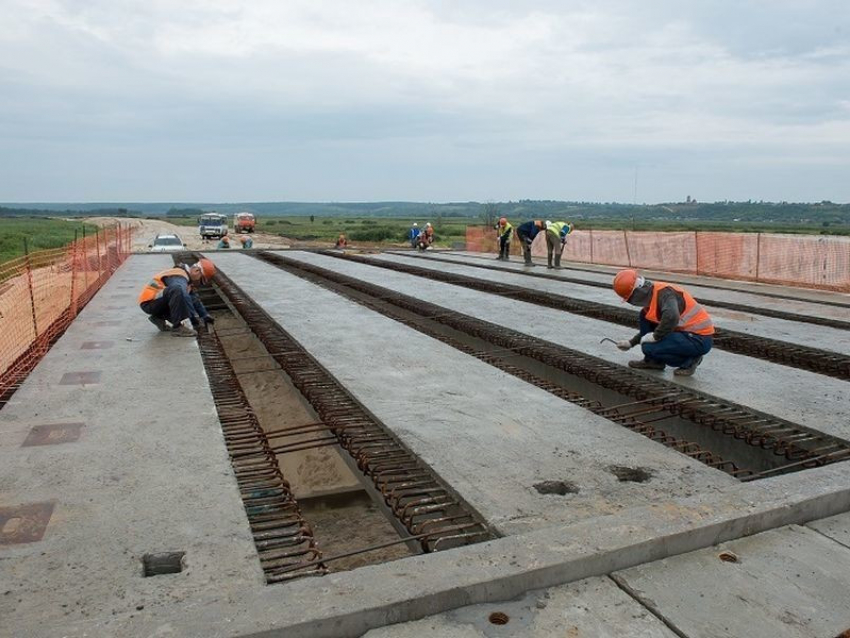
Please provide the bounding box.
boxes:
[0,218,98,265]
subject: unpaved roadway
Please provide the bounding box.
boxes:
[85,217,293,252]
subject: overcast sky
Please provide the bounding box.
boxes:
[1,0,849,203]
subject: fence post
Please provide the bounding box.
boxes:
[694,231,700,276]
[69,230,79,319]
[81,226,89,295]
[95,227,103,284]
[23,238,39,341]
[755,233,761,282]
[623,230,632,267]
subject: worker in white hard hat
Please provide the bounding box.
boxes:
[408,222,421,248]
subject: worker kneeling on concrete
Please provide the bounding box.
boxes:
[613,269,714,376]
[138,258,217,337]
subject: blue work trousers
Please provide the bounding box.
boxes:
[140,279,206,327]
[639,310,713,368]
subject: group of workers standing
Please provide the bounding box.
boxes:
[495,218,574,268]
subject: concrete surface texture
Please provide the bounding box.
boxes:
[447,250,850,312]
[208,252,735,536]
[2,251,850,638]
[363,522,850,638]
[0,254,261,636]
[285,251,850,440]
[362,576,679,638]
[372,252,850,354]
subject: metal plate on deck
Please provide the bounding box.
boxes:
[22,423,84,447]
[0,502,55,545]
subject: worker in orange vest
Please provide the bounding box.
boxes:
[612,269,714,376]
[138,258,217,337]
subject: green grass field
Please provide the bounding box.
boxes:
[0,218,98,265]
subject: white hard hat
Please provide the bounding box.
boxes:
[545,220,552,228]
[413,222,418,227]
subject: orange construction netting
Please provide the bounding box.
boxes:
[0,225,134,404]
[466,226,850,292]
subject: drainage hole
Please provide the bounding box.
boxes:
[608,466,653,483]
[718,550,739,563]
[142,552,185,577]
[533,480,579,496]
[489,611,510,625]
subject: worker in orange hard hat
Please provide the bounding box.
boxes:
[138,258,217,337]
[494,217,513,261]
[611,269,714,376]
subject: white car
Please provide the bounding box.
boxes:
[148,234,186,253]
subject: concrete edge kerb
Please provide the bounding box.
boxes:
[81,464,850,638]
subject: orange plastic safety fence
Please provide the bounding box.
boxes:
[0,224,134,405]
[465,226,850,292]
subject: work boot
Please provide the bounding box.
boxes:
[148,315,168,332]
[628,359,665,370]
[554,255,562,268]
[674,356,703,377]
[172,324,198,338]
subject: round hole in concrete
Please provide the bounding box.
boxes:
[489,611,510,625]
[533,480,578,496]
[718,551,739,563]
[608,465,653,483]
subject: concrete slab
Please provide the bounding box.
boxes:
[807,510,850,549]
[283,251,850,440]
[362,576,678,637]
[373,253,850,356]
[614,524,850,638]
[0,254,261,634]
[209,252,735,537]
[449,250,850,310]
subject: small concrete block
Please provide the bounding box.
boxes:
[80,341,114,350]
[59,371,102,385]
[0,502,55,545]
[21,423,84,447]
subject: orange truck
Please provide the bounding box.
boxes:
[234,211,256,234]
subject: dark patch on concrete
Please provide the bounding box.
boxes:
[0,502,55,545]
[59,371,102,385]
[533,480,579,496]
[22,423,84,447]
[142,552,185,577]
[608,466,653,483]
[94,321,122,327]
[80,341,114,350]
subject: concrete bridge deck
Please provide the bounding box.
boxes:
[1,251,848,638]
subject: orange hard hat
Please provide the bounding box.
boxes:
[613,269,640,300]
[499,217,507,226]
[197,258,216,282]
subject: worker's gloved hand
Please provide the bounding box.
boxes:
[640,332,657,344]
[616,340,632,351]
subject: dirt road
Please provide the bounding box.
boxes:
[85,217,293,252]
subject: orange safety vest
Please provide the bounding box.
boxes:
[645,282,714,336]
[138,268,189,305]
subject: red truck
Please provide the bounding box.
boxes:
[234,211,256,234]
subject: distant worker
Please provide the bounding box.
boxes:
[545,221,573,269]
[239,235,253,249]
[138,259,217,337]
[494,217,512,261]
[514,220,546,267]
[408,222,421,248]
[416,223,434,250]
[612,269,714,376]
[217,235,231,249]
[335,234,348,248]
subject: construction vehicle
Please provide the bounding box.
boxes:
[234,211,256,234]
[198,212,228,240]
